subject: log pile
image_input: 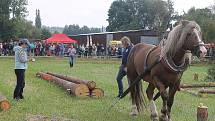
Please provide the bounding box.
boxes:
[0,93,10,111]
[36,72,104,98]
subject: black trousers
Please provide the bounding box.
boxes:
[14,69,25,98]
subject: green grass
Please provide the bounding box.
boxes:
[0,57,214,121]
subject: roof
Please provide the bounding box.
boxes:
[46,34,77,44]
[69,29,157,37]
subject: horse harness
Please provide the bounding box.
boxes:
[119,45,190,99]
[161,55,189,74]
[144,45,189,74]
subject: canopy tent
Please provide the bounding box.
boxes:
[46,34,77,44]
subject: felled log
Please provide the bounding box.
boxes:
[47,72,96,90]
[199,89,215,94]
[180,83,215,89]
[36,72,89,97]
[0,93,10,111]
[36,72,53,81]
[180,88,199,96]
[197,103,208,121]
[90,88,104,98]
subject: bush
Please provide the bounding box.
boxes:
[204,64,215,82]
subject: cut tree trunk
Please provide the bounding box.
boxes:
[197,104,208,121]
[180,88,199,96]
[36,72,53,81]
[90,88,104,98]
[180,83,215,88]
[36,72,90,97]
[199,89,215,94]
[47,72,96,90]
[0,93,10,111]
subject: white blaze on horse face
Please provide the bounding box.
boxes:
[200,42,207,57]
[193,29,207,57]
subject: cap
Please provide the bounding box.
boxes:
[19,39,30,46]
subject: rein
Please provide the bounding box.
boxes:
[119,58,161,99]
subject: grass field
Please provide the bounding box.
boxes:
[0,57,214,121]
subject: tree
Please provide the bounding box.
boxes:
[183,7,215,43]
[0,0,12,41]
[106,0,179,32]
[63,24,102,35]
[204,64,215,82]
[81,26,90,34]
[10,0,28,19]
[41,28,51,40]
[0,0,28,42]
[106,0,132,31]
[35,9,42,29]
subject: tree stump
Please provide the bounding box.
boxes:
[90,88,104,98]
[0,94,10,111]
[197,103,208,121]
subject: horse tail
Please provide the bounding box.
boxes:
[127,46,144,112]
[131,81,144,112]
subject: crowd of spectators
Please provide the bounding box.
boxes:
[0,41,125,58]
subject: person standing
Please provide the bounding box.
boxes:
[13,39,30,100]
[68,45,76,68]
[116,36,133,97]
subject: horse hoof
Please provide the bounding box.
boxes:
[130,105,138,116]
[151,116,159,121]
[129,111,138,116]
[159,115,168,121]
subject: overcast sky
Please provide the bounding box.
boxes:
[26,0,214,27]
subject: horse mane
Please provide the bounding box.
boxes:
[160,20,201,58]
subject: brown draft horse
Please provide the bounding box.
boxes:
[127,20,207,121]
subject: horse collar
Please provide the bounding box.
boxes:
[161,55,189,73]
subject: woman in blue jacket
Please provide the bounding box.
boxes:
[13,39,30,100]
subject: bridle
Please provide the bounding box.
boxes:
[192,40,205,57]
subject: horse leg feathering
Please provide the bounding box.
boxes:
[146,84,159,121]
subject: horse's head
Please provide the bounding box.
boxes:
[181,20,207,58]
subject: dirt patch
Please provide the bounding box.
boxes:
[26,114,78,121]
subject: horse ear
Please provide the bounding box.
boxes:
[181,20,189,27]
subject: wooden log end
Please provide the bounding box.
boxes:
[43,75,53,81]
[87,81,96,90]
[73,84,90,97]
[91,88,104,98]
[36,72,53,81]
[0,100,10,111]
[36,72,41,77]
[197,103,208,121]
